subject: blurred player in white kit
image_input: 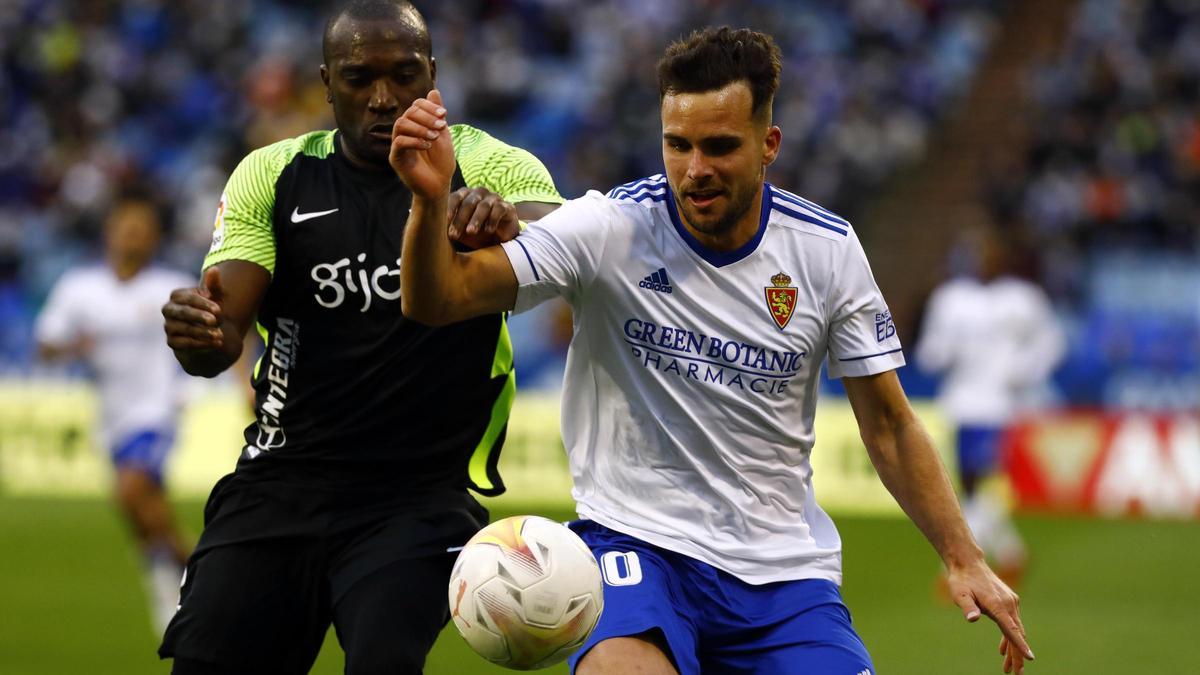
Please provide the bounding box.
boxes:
[916,227,1065,587]
[35,198,193,634]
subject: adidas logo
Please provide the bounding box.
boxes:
[638,267,674,294]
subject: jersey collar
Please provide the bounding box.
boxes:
[665,182,772,268]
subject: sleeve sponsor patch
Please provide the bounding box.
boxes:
[209,193,227,253]
[875,311,896,342]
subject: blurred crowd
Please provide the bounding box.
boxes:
[986,0,1200,408]
[988,0,1200,301]
[3,0,1196,408]
[0,0,1001,375]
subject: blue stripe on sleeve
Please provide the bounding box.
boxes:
[514,239,540,282]
[612,176,664,194]
[773,204,848,236]
[769,186,850,227]
[611,183,666,200]
[837,347,903,362]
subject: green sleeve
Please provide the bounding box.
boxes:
[450,124,564,205]
[202,132,335,275]
[203,146,281,275]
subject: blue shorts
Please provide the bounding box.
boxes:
[957,425,1003,477]
[111,428,175,484]
[568,520,873,675]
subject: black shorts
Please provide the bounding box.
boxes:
[159,472,487,675]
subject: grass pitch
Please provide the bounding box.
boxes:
[0,495,1196,674]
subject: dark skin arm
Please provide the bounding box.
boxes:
[446,186,559,249]
[161,260,269,378]
[515,202,559,222]
[163,192,550,378]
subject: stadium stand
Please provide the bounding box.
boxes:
[996,0,1200,408]
[3,0,1196,411]
[0,0,1002,376]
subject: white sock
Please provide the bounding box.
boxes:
[963,493,1026,567]
[145,549,184,637]
[990,509,1027,568]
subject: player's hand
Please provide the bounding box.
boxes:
[447,187,520,248]
[947,559,1033,673]
[389,89,455,200]
[162,266,226,352]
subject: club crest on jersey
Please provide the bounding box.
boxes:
[764,272,797,330]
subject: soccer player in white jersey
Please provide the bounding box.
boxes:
[391,27,1034,675]
[36,198,193,635]
[916,227,1065,589]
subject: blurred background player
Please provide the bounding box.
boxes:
[915,226,1065,587]
[34,197,193,635]
[157,1,562,673]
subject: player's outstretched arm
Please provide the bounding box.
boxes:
[391,90,518,326]
[162,260,268,378]
[36,335,93,362]
[843,371,1034,674]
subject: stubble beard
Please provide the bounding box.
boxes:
[679,182,757,239]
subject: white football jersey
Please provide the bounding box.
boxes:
[501,176,904,584]
[915,276,1064,426]
[35,264,193,447]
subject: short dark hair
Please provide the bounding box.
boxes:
[657,27,782,121]
[323,0,431,64]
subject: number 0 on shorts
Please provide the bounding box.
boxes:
[599,551,643,586]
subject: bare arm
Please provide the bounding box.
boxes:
[390,91,520,327]
[401,188,518,326]
[843,370,1034,673]
[37,338,90,363]
[515,201,559,222]
[162,260,269,378]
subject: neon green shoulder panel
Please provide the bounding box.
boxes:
[203,131,336,275]
[450,124,564,205]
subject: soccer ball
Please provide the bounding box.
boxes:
[448,515,604,670]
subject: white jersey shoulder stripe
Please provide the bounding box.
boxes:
[607,175,666,199]
[610,178,665,195]
[772,202,848,237]
[610,189,667,204]
[768,187,848,237]
[770,186,850,227]
[611,183,666,198]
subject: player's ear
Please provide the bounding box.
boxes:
[429,56,437,84]
[320,64,331,98]
[763,125,782,168]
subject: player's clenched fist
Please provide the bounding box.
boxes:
[162,266,225,352]
[448,187,520,248]
[389,89,456,200]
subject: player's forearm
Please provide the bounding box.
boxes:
[865,416,984,569]
[37,341,77,362]
[401,193,461,326]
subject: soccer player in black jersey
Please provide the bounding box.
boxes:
[158,2,561,673]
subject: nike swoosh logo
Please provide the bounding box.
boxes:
[291,207,339,223]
